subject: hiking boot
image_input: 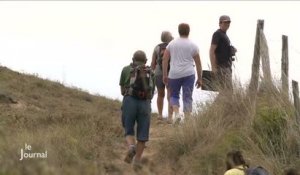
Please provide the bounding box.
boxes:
[173,113,182,125]
[174,117,181,125]
[157,115,163,121]
[124,146,136,164]
[166,119,173,124]
[165,116,173,124]
[132,159,143,171]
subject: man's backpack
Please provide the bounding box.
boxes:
[243,166,270,175]
[128,64,155,100]
[156,42,170,72]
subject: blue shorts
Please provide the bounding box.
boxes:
[168,74,195,113]
[122,96,151,142]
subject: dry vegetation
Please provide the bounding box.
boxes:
[0,66,300,175]
[152,83,300,175]
[0,66,125,175]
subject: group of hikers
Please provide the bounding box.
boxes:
[151,14,236,124]
[118,15,299,174]
[118,14,236,170]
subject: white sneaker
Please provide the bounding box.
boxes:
[173,113,182,125]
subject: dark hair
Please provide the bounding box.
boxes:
[226,150,248,170]
[285,168,300,175]
[178,23,190,37]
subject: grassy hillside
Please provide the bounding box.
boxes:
[1,65,299,175]
[0,66,125,175]
[152,84,300,175]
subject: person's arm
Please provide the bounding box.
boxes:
[119,67,126,96]
[193,53,202,88]
[151,47,157,70]
[209,44,217,74]
[162,49,170,85]
[120,86,125,96]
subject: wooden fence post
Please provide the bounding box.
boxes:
[249,20,264,101]
[292,80,300,124]
[260,29,272,86]
[281,35,289,97]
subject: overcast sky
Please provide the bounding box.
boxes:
[0,1,300,115]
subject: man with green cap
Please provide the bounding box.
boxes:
[119,50,154,169]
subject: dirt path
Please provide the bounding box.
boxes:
[111,117,172,175]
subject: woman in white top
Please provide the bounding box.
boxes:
[162,23,202,123]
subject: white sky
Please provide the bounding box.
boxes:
[0,1,300,115]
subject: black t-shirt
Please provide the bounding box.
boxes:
[211,29,232,68]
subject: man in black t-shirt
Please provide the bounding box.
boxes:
[209,15,236,91]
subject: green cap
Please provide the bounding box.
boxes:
[133,50,147,65]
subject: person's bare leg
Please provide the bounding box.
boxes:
[157,88,165,120]
[132,141,145,170]
[126,135,136,146]
[184,112,191,121]
[134,141,146,161]
[172,105,180,124]
[173,105,179,115]
[167,88,173,123]
[124,135,136,163]
[167,104,173,123]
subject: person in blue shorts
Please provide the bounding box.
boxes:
[162,23,202,123]
[119,50,154,169]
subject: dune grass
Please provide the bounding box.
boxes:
[154,81,300,175]
[0,66,124,175]
[1,65,300,175]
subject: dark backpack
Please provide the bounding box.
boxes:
[156,42,170,72]
[128,64,155,100]
[245,166,270,175]
[201,70,217,92]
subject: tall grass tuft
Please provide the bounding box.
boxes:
[154,79,300,175]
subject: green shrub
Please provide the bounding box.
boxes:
[253,106,288,157]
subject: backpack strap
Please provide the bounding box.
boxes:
[158,42,168,53]
[146,66,154,90]
[157,42,170,72]
[129,65,138,85]
[157,43,168,62]
[125,64,139,96]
